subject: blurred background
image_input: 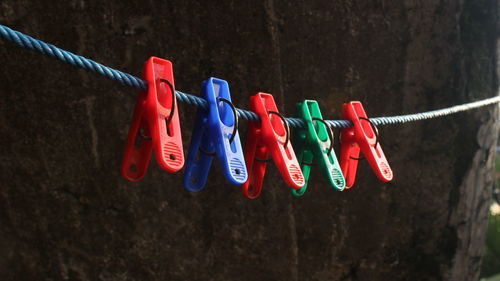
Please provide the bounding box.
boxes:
[482,144,500,280]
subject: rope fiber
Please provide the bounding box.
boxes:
[1,24,498,129]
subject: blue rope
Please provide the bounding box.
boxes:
[0,25,146,90]
[1,24,498,129]
[368,96,500,126]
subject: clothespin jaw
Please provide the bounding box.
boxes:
[291,100,345,197]
[242,93,304,199]
[340,101,393,188]
[121,57,184,181]
[339,126,359,188]
[183,78,247,192]
[120,90,152,181]
[241,122,269,199]
[182,109,215,191]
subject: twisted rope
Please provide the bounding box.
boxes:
[1,24,498,129]
[0,25,146,90]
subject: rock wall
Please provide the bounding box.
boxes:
[0,0,497,280]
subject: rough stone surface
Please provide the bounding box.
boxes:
[0,0,497,280]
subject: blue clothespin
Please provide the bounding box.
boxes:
[183,78,248,191]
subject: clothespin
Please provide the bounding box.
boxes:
[242,93,304,199]
[292,100,345,197]
[121,57,184,181]
[183,78,247,191]
[339,101,393,188]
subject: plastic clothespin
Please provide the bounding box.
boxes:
[339,101,393,188]
[183,78,247,191]
[291,100,345,197]
[121,57,184,181]
[242,93,304,199]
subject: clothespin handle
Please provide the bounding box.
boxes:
[292,100,345,196]
[242,93,304,199]
[340,101,392,188]
[205,79,247,185]
[184,78,247,191]
[121,57,184,180]
[144,57,184,172]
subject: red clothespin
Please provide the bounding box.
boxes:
[242,93,304,199]
[339,101,393,188]
[120,57,184,181]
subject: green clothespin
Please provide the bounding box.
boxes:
[292,100,345,197]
